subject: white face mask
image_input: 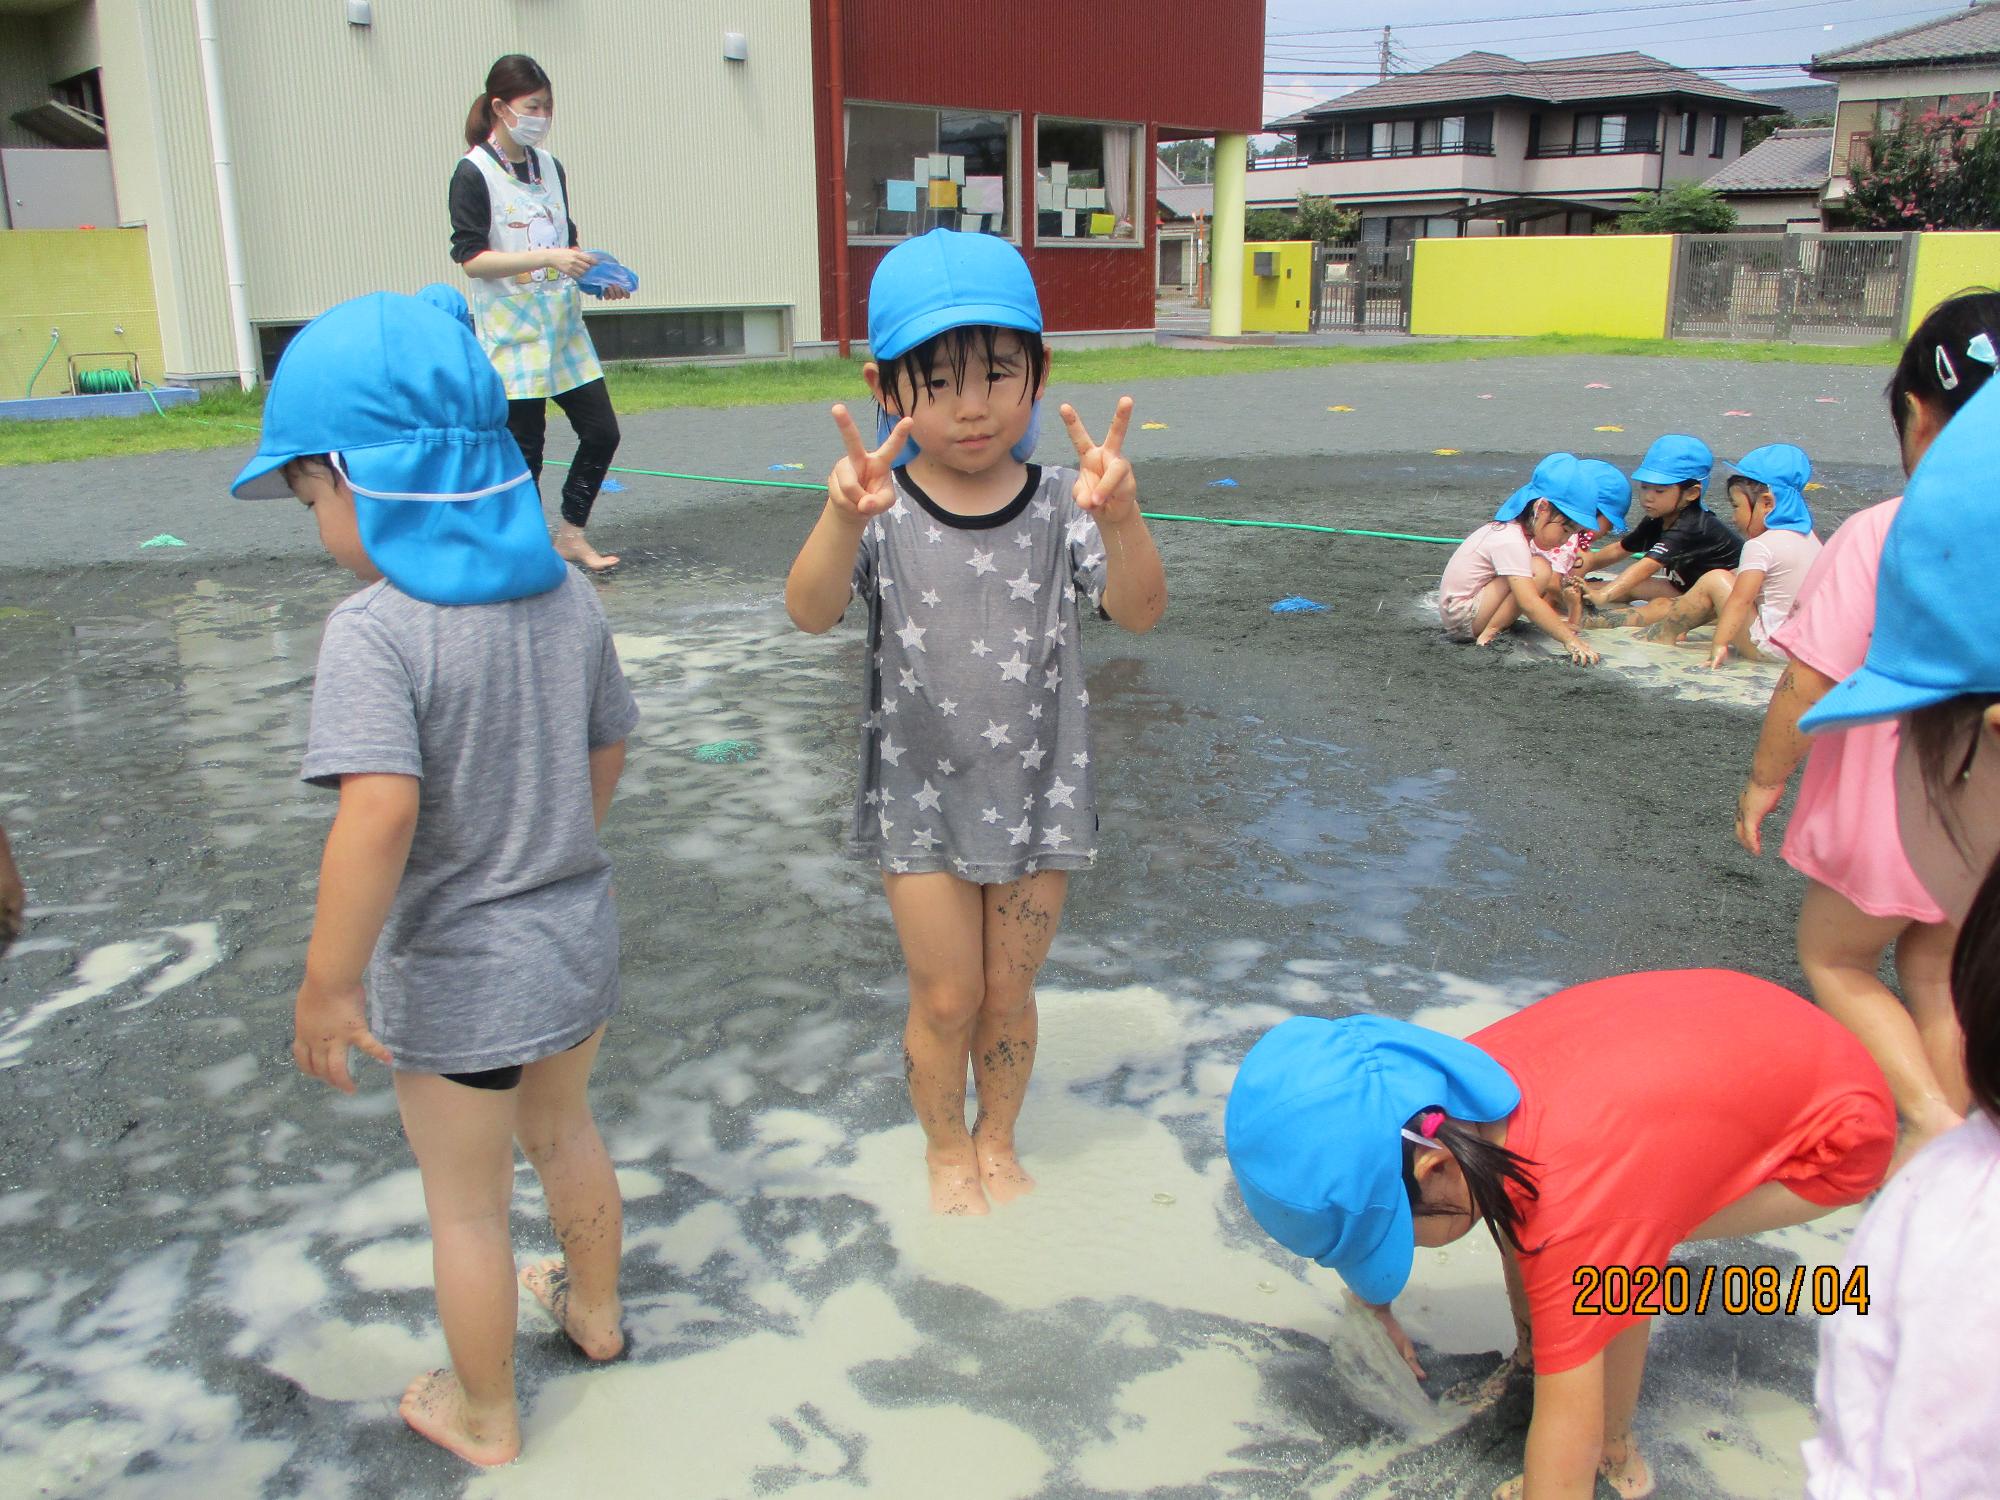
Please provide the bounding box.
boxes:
[500,104,550,148]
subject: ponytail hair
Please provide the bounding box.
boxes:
[464,53,553,148]
[1402,1109,1539,1253]
[1889,288,2000,443]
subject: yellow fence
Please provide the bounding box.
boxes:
[1906,232,2000,335]
[1240,240,1313,334]
[0,228,164,396]
[1411,235,1675,340]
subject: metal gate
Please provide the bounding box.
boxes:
[1669,233,1912,344]
[1312,244,1412,333]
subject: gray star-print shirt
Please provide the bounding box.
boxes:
[849,464,1108,882]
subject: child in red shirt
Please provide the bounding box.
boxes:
[1226,970,1893,1500]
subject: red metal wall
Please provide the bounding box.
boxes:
[809,0,1266,343]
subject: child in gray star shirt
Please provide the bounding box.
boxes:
[787,230,1166,1218]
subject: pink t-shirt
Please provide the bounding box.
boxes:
[1768,499,1946,923]
[1739,526,1823,650]
[1804,1109,2000,1498]
[1440,522,1533,630]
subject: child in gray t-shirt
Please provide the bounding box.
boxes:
[787,230,1167,1219]
[230,289,638,1469]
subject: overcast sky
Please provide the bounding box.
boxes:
[1260,0,1976,126]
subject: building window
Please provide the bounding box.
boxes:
[583,310,746,361]
[845,102,1016,242]
[1679,112,1697,154]
[1711,114,1727,157]
[1547,111,1656,156]
[1035,117,1143,246]
[52,69,103,121]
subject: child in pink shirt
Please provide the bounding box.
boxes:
[1438,453,1602,665]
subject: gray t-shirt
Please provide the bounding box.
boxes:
[300,567,640,1074]
[849,464,1107,882]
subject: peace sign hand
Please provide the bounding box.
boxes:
[1061,398,1140,524]
[827,404,913,521]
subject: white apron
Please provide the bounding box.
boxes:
[462,144,602,399]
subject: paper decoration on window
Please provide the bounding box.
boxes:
[948,155,966,184]
[913,156,930,183]
[960,213,979,232]
[965,175,1004,214]
[1089,212,1114,236]
[930,179,959,209]
[886,179,919,212]
[1085,188,1108,210]
[1035,182,1057,212]
[1066,188,1088,208]
[1051,162,1069,188]
[929,153,948,178]
[1059,209,1076,236]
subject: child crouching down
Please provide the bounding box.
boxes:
[1437,452,1602,665]
[1533,459,1632,627]
[1581,433,1739,615]
[232,288,639,1467]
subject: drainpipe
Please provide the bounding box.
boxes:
[825,0,852,357]
[1209,133,1247,337]
[193,0,258,389]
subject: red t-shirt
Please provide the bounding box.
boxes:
[1469,971,1894,1374]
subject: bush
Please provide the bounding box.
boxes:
[1244,193,1360,244]
[1847,101,2000,230]
[1613,182,1737,234]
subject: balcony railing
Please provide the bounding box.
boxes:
[1526,137,1661,158]
[1250,142,1497,169]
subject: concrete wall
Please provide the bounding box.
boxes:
[1908,231,2000,334]
[1409,234,1674,338]
[1240,240,1311,333]
[0,227,165,394]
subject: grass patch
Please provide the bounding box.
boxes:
[0,333,1900,467]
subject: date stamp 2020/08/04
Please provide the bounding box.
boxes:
[1573,1264,1870,1317]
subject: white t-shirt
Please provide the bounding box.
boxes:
[1803,1109,2000,1498]
[1738,526,1823,648]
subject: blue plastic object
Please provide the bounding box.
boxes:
[1270,596,1328,614]
[1208,477,1240,488]
[577,250,639,298]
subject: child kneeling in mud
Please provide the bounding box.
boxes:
[1437,452,1602,665]
[235,287,639,1466]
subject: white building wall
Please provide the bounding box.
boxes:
[1833,64,2000,103]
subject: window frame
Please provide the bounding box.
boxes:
[1710,113,1727,158]
[1032,114,1148,251]
[844,101,1021,248]
[1679,111,1698,154]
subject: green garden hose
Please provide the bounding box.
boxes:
[545,459,1462,545]
[76,368,140,394]
[25,331,59,398]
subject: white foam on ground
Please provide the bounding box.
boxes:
[0,923,222,1066]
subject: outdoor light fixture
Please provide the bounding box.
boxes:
[722,31,748,62]
[346,1,372,25]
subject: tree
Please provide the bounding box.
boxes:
[1743,112,1795,153]
[1157,139,1214,184]
[1244,194,1359,244]
[1846,101,2000,231]
[1613,182,1737,234]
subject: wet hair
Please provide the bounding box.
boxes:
[465,54,552,148]
[876,325,1048,419]
[1401,1109,1539,1254]
[1908,695,2000,1117]
[1888,289,2000,443]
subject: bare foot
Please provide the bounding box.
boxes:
[1492,1476,1523,1500]
[398,1369,520,1468]
[972,1136,1037,1206]
[554,525,621,572]
[1441,1349,1529,1411]
[1601,1434,1656,1498]
[519,1259,625,1360]
[927,1150,990,1216]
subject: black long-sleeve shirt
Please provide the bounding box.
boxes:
[447,145,580,264]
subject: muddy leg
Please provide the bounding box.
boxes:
[972,870,1069,1204]
[515,1024,624,1360]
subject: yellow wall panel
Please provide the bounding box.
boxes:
[1907,232,2000,335]
[1410,235,1674,339]
[1240,241,1312,334]
[0,228,166,394]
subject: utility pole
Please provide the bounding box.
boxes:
[1378,25,1393,81]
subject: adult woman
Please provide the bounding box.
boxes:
[451,54,625,571]
[1733,291,2000,1155]
[1797,369,2000,1495]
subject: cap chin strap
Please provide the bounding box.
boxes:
[329,450,533,503]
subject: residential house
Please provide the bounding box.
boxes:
[1812,1,2000,213]
[1258,50,1778,255]
[1704,128,1834,230]
[1154,160,1212,294]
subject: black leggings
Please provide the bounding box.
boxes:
[508,378,620,528]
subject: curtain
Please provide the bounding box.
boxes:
[1105,125,1133,234]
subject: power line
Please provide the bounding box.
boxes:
[1269,0,1765,39]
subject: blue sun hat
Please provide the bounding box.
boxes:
[413,282,475,332]
[1493,452,1603,531]
[1579,458,1633,533]
[1631,434,1714,488]
[867,228,1044,467]
[1728,444,1814,535]
[230,290,566,606]
[1801,375,2000,732]
[1225,1014,1522,1306]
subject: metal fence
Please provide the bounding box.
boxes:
[1669,232,1913,344]
[1312,244,1413,332]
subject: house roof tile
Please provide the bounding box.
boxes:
[1813,2,2000,71]
[1703,127,1834,194]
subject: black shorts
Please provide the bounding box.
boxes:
[444,1029,595,1091]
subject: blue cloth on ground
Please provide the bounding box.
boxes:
[577,251,639,298]
[1729,443,1814,534]
[1271,596,1328,613]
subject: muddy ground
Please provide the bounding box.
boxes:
[0,354,1910,1498]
